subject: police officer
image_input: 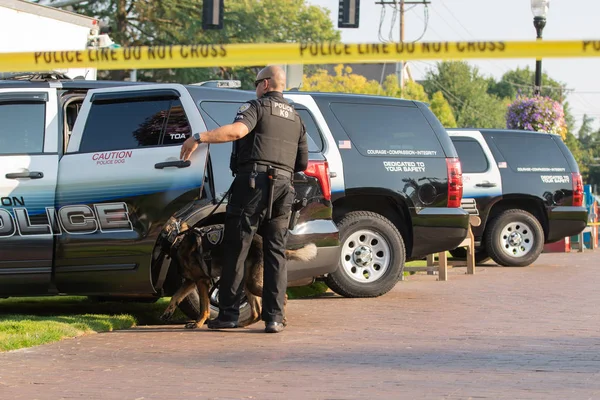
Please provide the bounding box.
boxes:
[180,65,308,333]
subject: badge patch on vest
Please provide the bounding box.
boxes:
[238,103,251,113]
[194,225,225,251]
[206,228,223,245]
[271,101,295,121]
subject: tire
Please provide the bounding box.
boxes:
[448,247,491,264]
[325,211,406,298]
[484,209,545,267]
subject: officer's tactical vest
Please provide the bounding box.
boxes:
[236,95,302,174]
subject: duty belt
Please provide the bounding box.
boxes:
[238,164,293,179]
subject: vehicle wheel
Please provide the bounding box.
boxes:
[448,247,491,264]
[484,209,544,267]
[325,211,405,298]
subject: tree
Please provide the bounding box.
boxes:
[488,66,568,103]
[578,114,596,143]
[430,91,457,128]
[72,0,340,86]
[402,80,429,103]
[422,61,506,129]
[302,65,458,126]
[301,65,382,94]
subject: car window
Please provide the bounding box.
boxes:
[491,133,570,173]
[199,101,321,153]
[161,102,192,146]
[329,102,443,157]
[451,138,488,173]
[79,98,176,153]
[0,102,45,155]
[296,109,323,153]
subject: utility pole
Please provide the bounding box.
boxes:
[375,0,430,93]
[397,0,405,91]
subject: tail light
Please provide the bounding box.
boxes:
[572,172,583,207]
[304,160,331,201]
[446,157,463,208]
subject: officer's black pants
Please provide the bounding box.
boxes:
[218,171,295,324]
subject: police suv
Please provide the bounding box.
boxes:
[281,91,470,298]
[448,128,587,267]
[0,74,340,322]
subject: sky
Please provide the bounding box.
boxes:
[306,0,600,132]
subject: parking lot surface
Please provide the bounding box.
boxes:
[1,251,600,400]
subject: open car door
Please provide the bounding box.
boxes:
[54,84,209,295]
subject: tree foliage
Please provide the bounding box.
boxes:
[72,0,340,86]
[421,61,506,128]
[488,66,568,103]
[430,91,457,128]
[301,65,381,94]
[301,65,457,127]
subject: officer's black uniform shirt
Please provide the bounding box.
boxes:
[232,91,308,174]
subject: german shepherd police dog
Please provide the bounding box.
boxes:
[160,220,318,329]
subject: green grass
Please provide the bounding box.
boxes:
[0,283,332,352]
[287,281,329,299]
[0,314,135,352]
[0,296,190,352]
[0,257,450,352]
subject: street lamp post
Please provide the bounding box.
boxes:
[531,0,550,96]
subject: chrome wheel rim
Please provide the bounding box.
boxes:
[499,221,534,258]
[341,229,391,283]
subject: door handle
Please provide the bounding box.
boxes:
[5,171,44,179]
[475,181,497,188]
[154,160,191,169]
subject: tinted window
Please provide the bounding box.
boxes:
[329,102,443,157]
[452,139,488,173]
[80,99,174,152]
[200,101,240,126]
[209,142,235,198]
[0,102,45,154]
[161,102,192,145]
[491,133,570,172]
[200,101,320,152]
[296,109,323,152]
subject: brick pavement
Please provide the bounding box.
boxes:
[1,251,600,400]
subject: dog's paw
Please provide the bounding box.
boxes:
[184,322,199,329]
[160,310,174,322]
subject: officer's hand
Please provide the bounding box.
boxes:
[180,137,199,161]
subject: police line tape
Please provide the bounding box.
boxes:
[1,40,600,72]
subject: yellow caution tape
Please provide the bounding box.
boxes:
[1,40,600,72]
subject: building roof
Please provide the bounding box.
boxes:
[0,0,97,28]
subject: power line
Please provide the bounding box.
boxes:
[410,61,494,124]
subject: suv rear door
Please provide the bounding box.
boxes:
[0,88,58,295]
[54,84,209,294]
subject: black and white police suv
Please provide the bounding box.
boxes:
[0,74,340,323]
[279,91,471,298]
[447,128,588,267]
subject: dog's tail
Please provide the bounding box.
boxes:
[285,243,318,261]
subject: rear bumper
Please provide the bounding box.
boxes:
[546,206,588,243]
[410,207,470,259]
[286,219,341,281]
[287,245,340,282]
